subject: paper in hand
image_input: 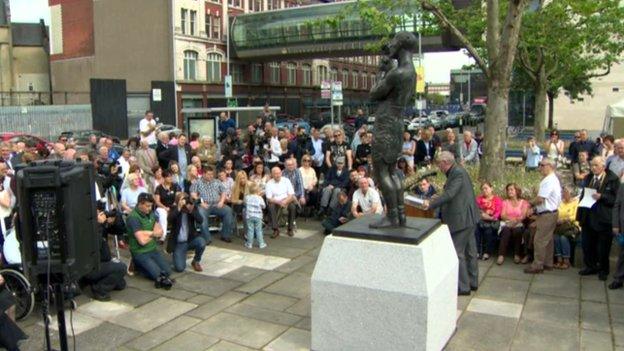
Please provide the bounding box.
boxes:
[579,187,597,209]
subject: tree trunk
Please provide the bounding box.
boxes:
[547,90,555,129]
[479,81,508,182]
[533,64,548,142]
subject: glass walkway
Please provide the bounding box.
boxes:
[230,1,457,60]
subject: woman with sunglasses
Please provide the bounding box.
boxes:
[300,155,319,207]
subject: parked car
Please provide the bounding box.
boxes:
[276,120,312,135]
[159,124,183,137]
[406,117,430,131]
[60,129,121,144]
[308,111,333,129]
[429,116,445,130]
[0,133,53,155]
[444,113,460,128]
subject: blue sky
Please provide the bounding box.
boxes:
[7,0,472,83]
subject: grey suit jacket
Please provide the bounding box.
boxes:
[613,184,624,232]
[429,164,479,233]
[136,148,158,176]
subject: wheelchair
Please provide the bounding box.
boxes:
[0,265,35,321]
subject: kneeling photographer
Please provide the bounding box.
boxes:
[97,200,128,252]
[167,193,206,273]
[80,209,127,301]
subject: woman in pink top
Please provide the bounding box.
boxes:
[497,183,530,265]
[475,182,503,260]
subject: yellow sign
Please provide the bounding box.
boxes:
[416,66,425,94]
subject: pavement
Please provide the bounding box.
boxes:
[14,219,624,351]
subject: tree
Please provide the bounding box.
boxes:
[346,0,530,182]
[516,0,624,140]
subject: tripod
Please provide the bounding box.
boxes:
[40,274,72,351]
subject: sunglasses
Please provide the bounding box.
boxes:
[303,159,311,162]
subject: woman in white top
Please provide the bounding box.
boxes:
[0,179,12,236]
[546,130,565,164]
[120,173,148,213]
[299,155,319,206]
[401,131,416,169]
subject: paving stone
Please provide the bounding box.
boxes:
[110,297,197,333]
[446,311,517,351]
[45,311,103,335]
[151,331,219,351]
[223,266,269,282]
[510,319,579,351]
[259,245,307,259]
[284,296,310,317]
[235,271,287,294]
[226,303,302,326]
[487,262,533,281]
[176,273,242,297]
[530,274,580,299]
[521,293,579,329]
[77,300,134,321]
[295,317,311,331]
[186,294,215,305]
[304,247,321,258]
[582,279,607,302]
[612,323,624,347]
[581,329,613,351]
[263,328,310,351]
[581,301,610,332]
[191,312,289,349]
[457,294,472,311]
[296,261,316,275]
[207,340,255,351]
[74,322,141,351]
[466,298,523,319]
[275,255,316,274]
[125,276,197,300]
[607,286,624,305]
[611,304,624,324]
[186,291,248,319]
[474,277,530,304]
[110,286,160,307]
[264,272,310,299]
[242,291,299,311]
[123,315,201,351]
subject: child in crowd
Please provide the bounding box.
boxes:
[244,183,266,249]
[524,136,541,171]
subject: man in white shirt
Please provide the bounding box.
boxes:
[265,166,296,238]
[525,158,561,274]
[309,128,325,171]
[608,140,624,181]
[265,127,282,168]
[352,177,383,217]
[139,111,158,147]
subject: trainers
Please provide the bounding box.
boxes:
[155,275,174,290]
[245,243,253,249]
[259,243,267,249]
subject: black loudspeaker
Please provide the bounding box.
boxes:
[16,160,100,283]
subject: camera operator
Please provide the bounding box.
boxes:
[80,208,127,301]
[97,201,128,251]
[167,193,206,272]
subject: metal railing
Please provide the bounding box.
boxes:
[0,105,92,140]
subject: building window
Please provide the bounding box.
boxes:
[302,64,311,86]
[183,50,198,80]
[232,64,243,83]
[361,72,367,89]
[270,62,280,84]
[212,16,221,39]
[190,10,197,35]
[341,69,349,88]
[330,68,338,82]
[181,9,188,34]
[250,0,263,11]
[317,66,328,85]
[371,74,376,87]
[287,62,297,85]
[251,63,263,83]
[205,14,210,38]
[614,87,620,92]
[207,52,223,83]
[228,0,242,7]
[352,71,358,89]
[267,0,280,10]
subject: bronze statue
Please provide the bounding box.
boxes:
[369,32,417,228]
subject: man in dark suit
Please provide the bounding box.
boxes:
[415,129,436,166]
[578,156,619,280]
[160,134,192,178]
[156,132,170,170]
[424,151,480,295]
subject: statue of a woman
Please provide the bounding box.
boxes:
[369,32,417,228]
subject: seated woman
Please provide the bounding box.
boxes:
[153,170,181,243]
[249,161,270,197]
[230,171,250,217]
[414,177,436,199]
[396,157,414,182]
[475,182,503,260]
[554,185,580,269]
[218,169,235,204]
[300,155,319,208]
[120,173,148,214]
[168,161,183,186]
[497,183,530,265]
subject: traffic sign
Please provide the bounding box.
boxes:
[321,80,331,99]
[331,81,343,106]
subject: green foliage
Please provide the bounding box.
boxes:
[426,93,447,105]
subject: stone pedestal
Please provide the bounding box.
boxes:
[311,215,458,351]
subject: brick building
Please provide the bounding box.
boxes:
[48,0,379,129]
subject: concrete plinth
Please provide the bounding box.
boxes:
[311,219,458,351]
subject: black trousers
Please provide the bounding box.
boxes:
[581,225,613,275]
[82,261,127,296]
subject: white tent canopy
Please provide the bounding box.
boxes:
[603,99,624,136]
